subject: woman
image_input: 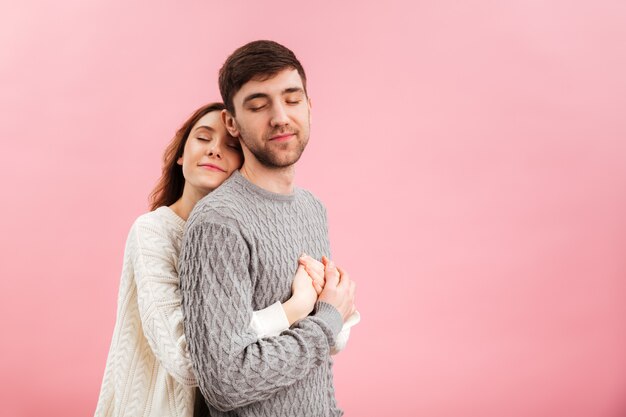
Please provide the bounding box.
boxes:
[95,103,357,417]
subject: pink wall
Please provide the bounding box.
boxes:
[1,1,625,416]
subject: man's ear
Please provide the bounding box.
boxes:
[221,109,240,137]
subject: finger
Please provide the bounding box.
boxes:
[312,261,325,276]
[321,255,330,266]
[313,275,325,289]
[300,254,322,266]
[305,265,324,280]
[311,263,325,278]
[312,280,323,295]
[310,257,325,270]
[312,268,324,281]
[300,256,325,275]
[302,263,323,282]
[336,266,351,288]
[349,281,356,298]
[324,261,339,287]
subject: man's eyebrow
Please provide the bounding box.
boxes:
[243,93,270,104]
[243,88,305,104]
[283,87,304,95]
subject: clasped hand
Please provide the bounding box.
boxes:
[285,254,356,324]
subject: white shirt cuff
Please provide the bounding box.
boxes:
[249,301,290,338]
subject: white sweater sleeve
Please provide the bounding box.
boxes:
[330,310,361,355]
[131,218,290,387]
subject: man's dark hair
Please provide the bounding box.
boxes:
[219,40,307,115]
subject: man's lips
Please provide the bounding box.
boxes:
[198,163,226,172]
[269,133,295,142]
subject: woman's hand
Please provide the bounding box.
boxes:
[298,254,325,294]
[283,260,320,325]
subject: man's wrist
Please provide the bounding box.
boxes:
[312,301,344,340]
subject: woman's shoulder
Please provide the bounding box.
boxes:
[122,208,183,273]
[130,207,185,238]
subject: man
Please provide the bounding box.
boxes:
[179,40,356,417]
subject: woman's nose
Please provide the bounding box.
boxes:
[207,141,223,158]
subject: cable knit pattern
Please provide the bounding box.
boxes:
[95,207,292,417]
[179,170,344,417]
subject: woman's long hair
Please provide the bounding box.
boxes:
[149,102,226,210]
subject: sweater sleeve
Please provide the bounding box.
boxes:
[179,221,343,412]
[131,218,291,387]
[131,219,197,387]
[330,310,361,355]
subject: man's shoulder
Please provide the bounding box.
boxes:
[186,177,249,231]
[296,187,323,203]
[295,187,327,215]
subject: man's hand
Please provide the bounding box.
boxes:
[318,256,356,322]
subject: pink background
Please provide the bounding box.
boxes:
[1,1,626,416]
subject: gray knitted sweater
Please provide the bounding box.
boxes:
[179,170,344,417]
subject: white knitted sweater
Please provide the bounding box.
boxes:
[95,207,356,417]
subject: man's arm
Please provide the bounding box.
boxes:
[298,255,360,355]
[179,220,343,412]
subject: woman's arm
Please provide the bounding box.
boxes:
[131,217,315,386]
[130,218,198,386]
[251,260,324,338]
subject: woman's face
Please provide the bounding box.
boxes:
[178,111,243,196]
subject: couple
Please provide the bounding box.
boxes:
[95,40,359,417]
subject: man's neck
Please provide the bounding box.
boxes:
[240,160,295,195]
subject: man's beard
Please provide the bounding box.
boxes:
[239,127,309,168]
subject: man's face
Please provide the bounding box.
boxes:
[226,68,311,168]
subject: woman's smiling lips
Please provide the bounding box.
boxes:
[198,163,226,172]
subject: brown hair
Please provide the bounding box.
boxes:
[149,102,226,210]
[218,40,307,115]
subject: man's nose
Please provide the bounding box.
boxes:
[270,103,289,127]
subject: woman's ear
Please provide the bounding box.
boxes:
[177,155,183,165]
[221,109,240,137]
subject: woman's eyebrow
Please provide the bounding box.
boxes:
[194,125,215,133]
